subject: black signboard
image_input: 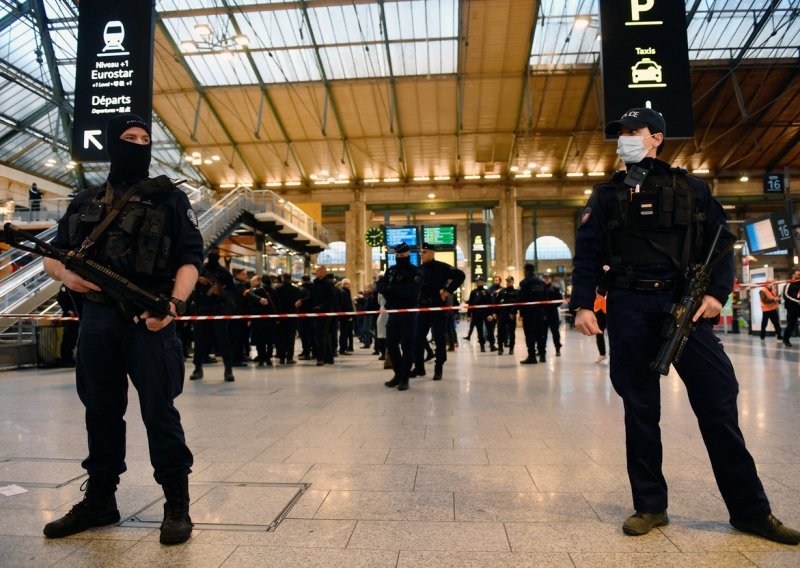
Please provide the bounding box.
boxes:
[469,223,491,281]
[763,173,786,194]
[72,0,156,161]
[599,0,693,139]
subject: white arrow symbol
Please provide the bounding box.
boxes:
[84,130,103,150]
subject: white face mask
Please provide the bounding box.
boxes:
[616,134,656,164]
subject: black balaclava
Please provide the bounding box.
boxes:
[106,113,151,183]
[396,255,411,267]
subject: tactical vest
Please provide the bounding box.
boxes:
[603,168,705,276]
[66,181,173,282]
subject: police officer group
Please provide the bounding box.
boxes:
[38,107,800,548]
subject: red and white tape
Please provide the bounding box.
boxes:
[1,299,565,321]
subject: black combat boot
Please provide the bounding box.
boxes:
[384,376,401,387]
[397,377,410,391]
[224,366,235,382]
[44,475,120,538]
[160,477,193,545]
[432,365,443,381]
[539,353,546,363]
[189,367,203,380]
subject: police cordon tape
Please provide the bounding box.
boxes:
[2,299,566,321]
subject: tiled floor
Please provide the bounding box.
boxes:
[1,324,799,567]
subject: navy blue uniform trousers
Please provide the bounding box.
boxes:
[386,312,417,379]
[76,302,193,485]
[414,311,447,371]
[606,289,770,521]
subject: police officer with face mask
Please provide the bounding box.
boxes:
[376,242,422,391]
[42,114,202,545]
[570,107,800,544]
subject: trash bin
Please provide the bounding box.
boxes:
[36,321,63,367]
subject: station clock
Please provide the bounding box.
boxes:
[364,226,384,247]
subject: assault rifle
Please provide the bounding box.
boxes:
[651,225,737,376]
[3,223,174,321]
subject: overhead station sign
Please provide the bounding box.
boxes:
[599,0,694,138]
[71,0,156,161]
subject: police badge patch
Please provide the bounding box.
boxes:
[187,208,199,228]
[580,206,592,226]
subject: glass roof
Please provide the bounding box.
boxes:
[161,0,458,86]
[532,0,800,67]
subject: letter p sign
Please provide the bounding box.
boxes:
[631,0,655,21]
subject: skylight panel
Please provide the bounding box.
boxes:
[235,9,308,50]
[184,51,258,86]
[320,44,388,80]
[250,49,321,84]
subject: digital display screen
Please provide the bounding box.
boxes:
[744,215,777,254]
[423,225,456,247]
[385,226,419,248]
[387,252,420,266]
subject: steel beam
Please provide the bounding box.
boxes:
[220,0,309,183]
[297,0,357,180]
[377,0,408,181]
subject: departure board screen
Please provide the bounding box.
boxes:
[385,226,419,248]
[423,225,456,247]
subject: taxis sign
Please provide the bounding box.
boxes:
[599,0,693,138]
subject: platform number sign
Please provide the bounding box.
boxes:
[763,173,785,194]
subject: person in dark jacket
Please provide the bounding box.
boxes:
[297,275,315,360]
[230,268,251,365]
[517,264,547,364]
[782,269,800,346]
[190,247,236,381]
[542,274,564,356]
[570,106,799,544]
[42,113,200,545]
[376,243,422,391]
[275,272,303,364]
[412,242,465,380]
[495,276,518,355]
[246,275,277,366]
[311,265,337,366]
[466,277,495,352]
[338,278,355,354]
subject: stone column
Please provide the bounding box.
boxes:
[494,185,523,282]
[345,189,370,290]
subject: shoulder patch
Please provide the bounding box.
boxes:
[580,206,592,226]
[187,208,199,228]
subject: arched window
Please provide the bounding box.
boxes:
[525,236,572,260]
[317,241,346,265]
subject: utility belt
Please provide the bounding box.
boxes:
[612,276,675,293]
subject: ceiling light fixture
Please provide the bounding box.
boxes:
[363,178,380,183]
[588,171,605,176]
[535,173,553,178]
[739,176,749,182]
[180,23,250,54]
[434,176,450,181]
[413,176,430,181]
[566,172,584,177]
[383,177,400,183]
[692,168,709,174]
[428,193,436,198]
[285,181,302,187]
[484,174,502,180]
[463,175,481,180]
